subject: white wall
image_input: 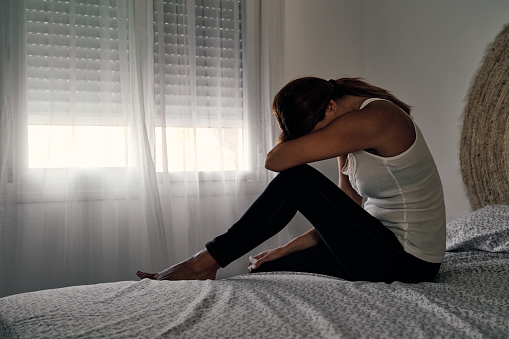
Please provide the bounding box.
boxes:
[283,0,365,80]
[282,0,509,223]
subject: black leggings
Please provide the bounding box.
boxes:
[206,165,440,283]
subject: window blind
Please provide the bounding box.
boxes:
[24,0,246,171]
[154,0,244,128]
[25,0,127,124]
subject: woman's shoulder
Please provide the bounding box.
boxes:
[355,99,416,158]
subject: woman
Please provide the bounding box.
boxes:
[137,77,446,283]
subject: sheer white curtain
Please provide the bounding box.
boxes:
[0,0,285,297]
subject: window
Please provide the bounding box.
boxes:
[25,0,128,168]
[25,0,246,172]
[153,0,246,172]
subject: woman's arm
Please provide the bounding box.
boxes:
[265,101,413,172]
[265,108,381,171]
[249,228,322,270]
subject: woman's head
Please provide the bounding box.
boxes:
[272,77,340,142]
[272,77,411,142]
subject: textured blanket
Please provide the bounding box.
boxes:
[1,251,508,338]
[2,205,509,338]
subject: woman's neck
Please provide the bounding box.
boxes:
[336,96,369,115]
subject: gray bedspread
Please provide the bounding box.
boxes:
[1,205,509,338]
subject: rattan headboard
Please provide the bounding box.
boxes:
[460,24,509,210]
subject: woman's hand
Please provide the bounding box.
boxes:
[248,247,287,272]
[248,228,322,272]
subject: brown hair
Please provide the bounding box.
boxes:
[272,77,411,142]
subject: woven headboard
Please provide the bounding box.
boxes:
[460,24,509,210]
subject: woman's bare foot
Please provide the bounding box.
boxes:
[136,249,221,281]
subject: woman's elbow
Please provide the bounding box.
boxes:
[264,152,283,172]
[265,163,281,172]
[264,157,279,172]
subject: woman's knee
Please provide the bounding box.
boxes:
[277,164,322,181]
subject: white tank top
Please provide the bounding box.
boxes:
[341,98,446,263]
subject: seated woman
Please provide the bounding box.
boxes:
[137,77,446,283]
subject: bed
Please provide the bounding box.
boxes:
[1,204,509,338]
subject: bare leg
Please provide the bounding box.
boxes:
[136,249,221,281]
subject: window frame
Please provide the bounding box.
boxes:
[23,0,262,183]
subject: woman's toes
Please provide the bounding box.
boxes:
[137,271,155,280]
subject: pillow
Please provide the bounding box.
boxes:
[446,205,509,252]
